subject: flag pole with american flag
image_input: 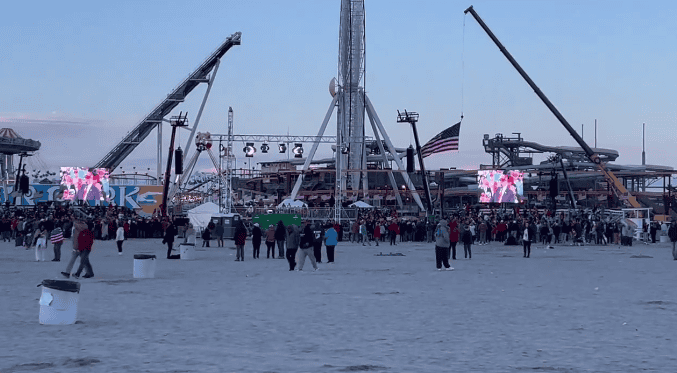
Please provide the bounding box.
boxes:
[420,121,462,158]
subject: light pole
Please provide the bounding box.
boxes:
[396,110,433,214]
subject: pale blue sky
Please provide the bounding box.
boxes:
[2,0,676,176]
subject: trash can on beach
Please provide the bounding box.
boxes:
[38,279,81,325]
[133,254,157,278]
[179,243,195,260]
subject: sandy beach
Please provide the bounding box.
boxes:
[2,237,676,372]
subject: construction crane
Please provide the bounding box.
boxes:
[94,32,241,173]
[464,5,641,208]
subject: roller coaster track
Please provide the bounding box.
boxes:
[94,32,241,172]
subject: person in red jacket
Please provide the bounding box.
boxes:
[448,216,460,260]
[388,219,400,246]
[74,222,95,279]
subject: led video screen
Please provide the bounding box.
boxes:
[60,167,111,201]
[478,170,524,203]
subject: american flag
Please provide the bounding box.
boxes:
[420,122,461,158]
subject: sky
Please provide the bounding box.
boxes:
[2,0,677,179]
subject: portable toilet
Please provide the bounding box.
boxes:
[210,213,242,240]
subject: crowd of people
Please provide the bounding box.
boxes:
[6,202,677,278]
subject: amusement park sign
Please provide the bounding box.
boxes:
[0,184,163,215]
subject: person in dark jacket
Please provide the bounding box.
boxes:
[274,220,286,259]
[251,223,262,259]
[522,220,536,258]
[297,224,318,271]
[165,222,179,259]
[234,221,247,261]
[668,221,677,260]
[312,223,324,263]
[461,223,473,259]
[201,227,211,247]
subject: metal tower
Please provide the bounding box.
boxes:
[223,107,235,214]
[289,0,425,220]
[337,0,367,195]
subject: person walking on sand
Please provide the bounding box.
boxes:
[34,224,48,262]
[324,223,338,264]
[73,222,95,279]
[523,220,536,258]
[234,220,247,261]
[265,224,276,258]
[360,220,371,246]
[668,221,677,260]
[165,222,179,259]
[275,220,286,259]
[434,218,453,271]
[285,224,300,271]
[373,220,381,246]
[297,224,318,271]
[201,226,211,247]
[115,221,125,255]
[312,222,324,263]
[62,217,88,278]
[461,223,473,259]
[50,225,64,262]
[215,221,225,248]
[251,223,262,259]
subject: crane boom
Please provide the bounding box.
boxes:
[464,5,640,208]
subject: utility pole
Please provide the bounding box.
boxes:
[642,122,646,166]
[160,112,188,217]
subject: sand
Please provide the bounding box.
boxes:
[2,237,676,373]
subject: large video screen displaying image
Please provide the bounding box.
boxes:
[60,167,111,201]
[478,170,524,203]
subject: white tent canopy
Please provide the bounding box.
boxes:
[277,199,307,208]
[187,202,227,229]
[349,201,374,209]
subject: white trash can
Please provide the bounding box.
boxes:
[133,254,157,278]
[38,279,81,325]
[180,243,195,260]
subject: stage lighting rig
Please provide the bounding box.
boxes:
[292,143,304,158]
[243,142,256,157]
[278,143,287,153]
[261,143,269,153]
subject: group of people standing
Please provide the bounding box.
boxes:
[259,220,338,271]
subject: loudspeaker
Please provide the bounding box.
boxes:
[175,147,183,174]
[549,175,559,198]
[19,174,29,194]
[406,146,415,173]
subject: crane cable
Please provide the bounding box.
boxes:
[460,13,466,123]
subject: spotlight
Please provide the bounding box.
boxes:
[341,144,350,154]
[243,142,256,157]
[278,143,287,153]
[292,143,304,158]
[261,143,269,153]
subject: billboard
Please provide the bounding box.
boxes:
[0,184,163,216]
[60,167,111,202]
[478,170,524,203]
